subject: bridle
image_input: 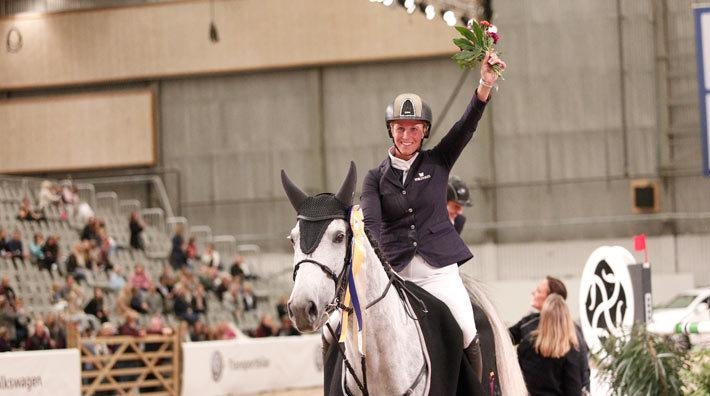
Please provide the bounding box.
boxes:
[292,211,428,396]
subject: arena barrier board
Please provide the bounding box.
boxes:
[0,349,80,396]
[182,334,322,395]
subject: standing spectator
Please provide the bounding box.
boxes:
[169,225,187,270]
[200,243,221,269]
[446,176,473,235]
[29,233,45,266]
[517,294,583,395]
[25,320,53,350]
[41,235,60,272]
[38,180,61,214]
[17,197,45,222]
[129,211,146,250]
[128,211,145,250]
[509,276,590,392]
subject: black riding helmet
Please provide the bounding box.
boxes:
[447,176,472,207]
[385,93,433,138]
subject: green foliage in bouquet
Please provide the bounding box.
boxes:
[451,20,502,76]
[596,324,689,396]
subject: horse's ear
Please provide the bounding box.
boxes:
[335,161,357,206]
[281,170,308,211]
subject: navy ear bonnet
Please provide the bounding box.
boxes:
[296,194,350,254]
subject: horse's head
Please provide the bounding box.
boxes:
[281,162,357,332]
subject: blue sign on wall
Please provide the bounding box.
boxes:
[694,6,710,176]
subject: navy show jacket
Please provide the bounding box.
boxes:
[361,92,487,272]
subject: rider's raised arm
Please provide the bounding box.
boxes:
[360,168,383,243]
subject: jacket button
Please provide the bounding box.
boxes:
[408,208,413,213]
[402,190,407,195]
[410,225,415,230]
[412,241,417,247]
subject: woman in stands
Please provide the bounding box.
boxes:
[360,51,505,380]
[517,294,583,395]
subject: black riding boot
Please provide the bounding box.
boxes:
[464,336,483,382]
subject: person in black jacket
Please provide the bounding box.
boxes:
[517,294,583,395]
[509,276,590,393]
[361,51,506,380]
[447,176,473,235]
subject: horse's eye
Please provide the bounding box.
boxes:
[334,232,345,243]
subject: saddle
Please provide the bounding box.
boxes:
[324,280,499,396]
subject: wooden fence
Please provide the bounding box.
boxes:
[67,327,181,396]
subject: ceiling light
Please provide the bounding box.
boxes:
[442,10,457,26]
[425,5,436,20]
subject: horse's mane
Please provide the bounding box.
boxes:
[361,226,395,274]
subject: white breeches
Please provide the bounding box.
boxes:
[398,254,477,348]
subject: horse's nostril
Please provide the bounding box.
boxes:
[307,301,318,321]
[287,302,294,318]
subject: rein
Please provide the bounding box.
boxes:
[293,211,429,395]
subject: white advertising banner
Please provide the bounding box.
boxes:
[0,349,80,396]
[182,335,323,395]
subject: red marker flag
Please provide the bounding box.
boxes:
[633,234,646,251]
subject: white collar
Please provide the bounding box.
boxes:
[388,147,419,171]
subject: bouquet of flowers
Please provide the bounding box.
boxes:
[451,20,503,77]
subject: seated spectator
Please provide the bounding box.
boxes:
[129,211,146,250]
[44,313,67,349]
[172,285,198,325]
[213,321,237,340]
[60,182,80,221]
[129,286,150,315]
[38,180,61,214]
[25,320,53,350]
[0,229,7,256]
[158,263,177,297]
[0,327,11,352]
[214,274,232,302]
[192,284,207,316]
[276,295,289,319]
[517,294,583,395]
[80,217,99,244]
[0,276,17,310]
[252,313,277,338]
[29,233,45,266]
[17,197,45,222]
[118,311,145,337]
[59,275,85,307]
[12,300,30,349]
[223,280,244,320]
[186,237,198,262]
[41,235,60,272]
[65,242,92,283]
[242,282,258,312]
[229,255,256,280]
[107,265,127,293]
[129,263,153,291]
[4,230,26,260]
[277,315,300,336]
[144,286,164,315]
[95,227,115,270]
[84,288,109,323]
[200,243,221,269]
[0,296,17,345]
[75,202,95,226]
[189,320,210,342]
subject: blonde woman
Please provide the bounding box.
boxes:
[517,293,583,395]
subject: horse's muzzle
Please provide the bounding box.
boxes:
[288,299,323,332]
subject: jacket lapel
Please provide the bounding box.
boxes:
[403,152,425,188]
[382,159,403,188]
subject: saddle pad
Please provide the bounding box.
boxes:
[323,280,485,395]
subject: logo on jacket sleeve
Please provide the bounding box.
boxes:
[414,172,431,181]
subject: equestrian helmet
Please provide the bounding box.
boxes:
[447,176,472,207]
[385,93,433,138]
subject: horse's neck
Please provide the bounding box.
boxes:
[343,238,424,394]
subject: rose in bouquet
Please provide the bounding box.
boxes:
[452,20,503,77]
